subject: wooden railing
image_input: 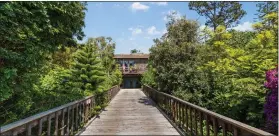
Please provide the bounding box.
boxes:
[0,85,120,136]
[118,66,147,74]
[142,85,274,136]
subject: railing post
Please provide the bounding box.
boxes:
[54,112,59,135]
[61,109,65,135]
[26,123,32,136]
[75,104,78,130]
[47,115,51,136]
[67,107,70,135]
[199,111,203,136]
[38,118,43,136]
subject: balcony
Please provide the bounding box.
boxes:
[119,66,147,75]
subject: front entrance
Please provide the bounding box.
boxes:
[122,76,141,88]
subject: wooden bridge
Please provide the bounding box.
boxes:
[0,85,274,136]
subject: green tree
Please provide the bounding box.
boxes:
[141,64,156,88]
[188,2,246,30]
[256,2,278,21]
[148,16,204,97]
[130,49,141,54]
[70,40,106,95]
[92,37,116,75]
[0,2,86,125]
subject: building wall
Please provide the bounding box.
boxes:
[115,57,148,88]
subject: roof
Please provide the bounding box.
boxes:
[114,53,149,59]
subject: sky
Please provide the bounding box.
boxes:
[80,2,259,54]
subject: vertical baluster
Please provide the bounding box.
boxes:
[173,100,176,122]
[67,107,70,135]
[180,103,183,128]
[71,105,74,135]
[79,101,82,124]
[12,130,18,136]
[233,127,238,136]
[75,104,78,130]
[26,123,32,136]
[206,115,210,136]
[47,115,51,136]
[200,111,203,136]
[85,100,88,122]
[38,118,43,136]
[176,101,179,125]
[54,112,59,135]
[172,100,175,121]
[182,104,185,130]
[213,118,218,136]
[190,107,193,135]
[185,105,188,133]
[195,109,198,136]
[87,99,91,120]
[168,98,172,116]
[222,122,227,136]
[82,102,85,124]
[91,97,94,117]
[61,109,65,136]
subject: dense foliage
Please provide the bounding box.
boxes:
[0,2,121,125]
[188,2,246,30]
[130,49,141,54]
[264,66,278,135]
[142,5,278,134]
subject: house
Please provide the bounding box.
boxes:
[114,53,149,88]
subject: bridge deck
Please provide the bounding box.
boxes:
[79,89,180,135]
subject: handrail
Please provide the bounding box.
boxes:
[0,85,120,136]
[142,85,274,136]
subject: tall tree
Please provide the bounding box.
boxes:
[0,2,86,125]
[70,40,106,95]
[256,2,278,21]
[92,37,116,75]
[130,49,141,54]
[188,2,246,30]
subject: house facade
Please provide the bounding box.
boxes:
[114,53,149,88]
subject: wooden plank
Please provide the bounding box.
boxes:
[78,89,179,136]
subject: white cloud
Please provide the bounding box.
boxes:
[130,2,149,11]
[163,10,182,22]
[147,26,161,35]
[150,2,167,6]
[231,22,253,31]
[128,27,143,35]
